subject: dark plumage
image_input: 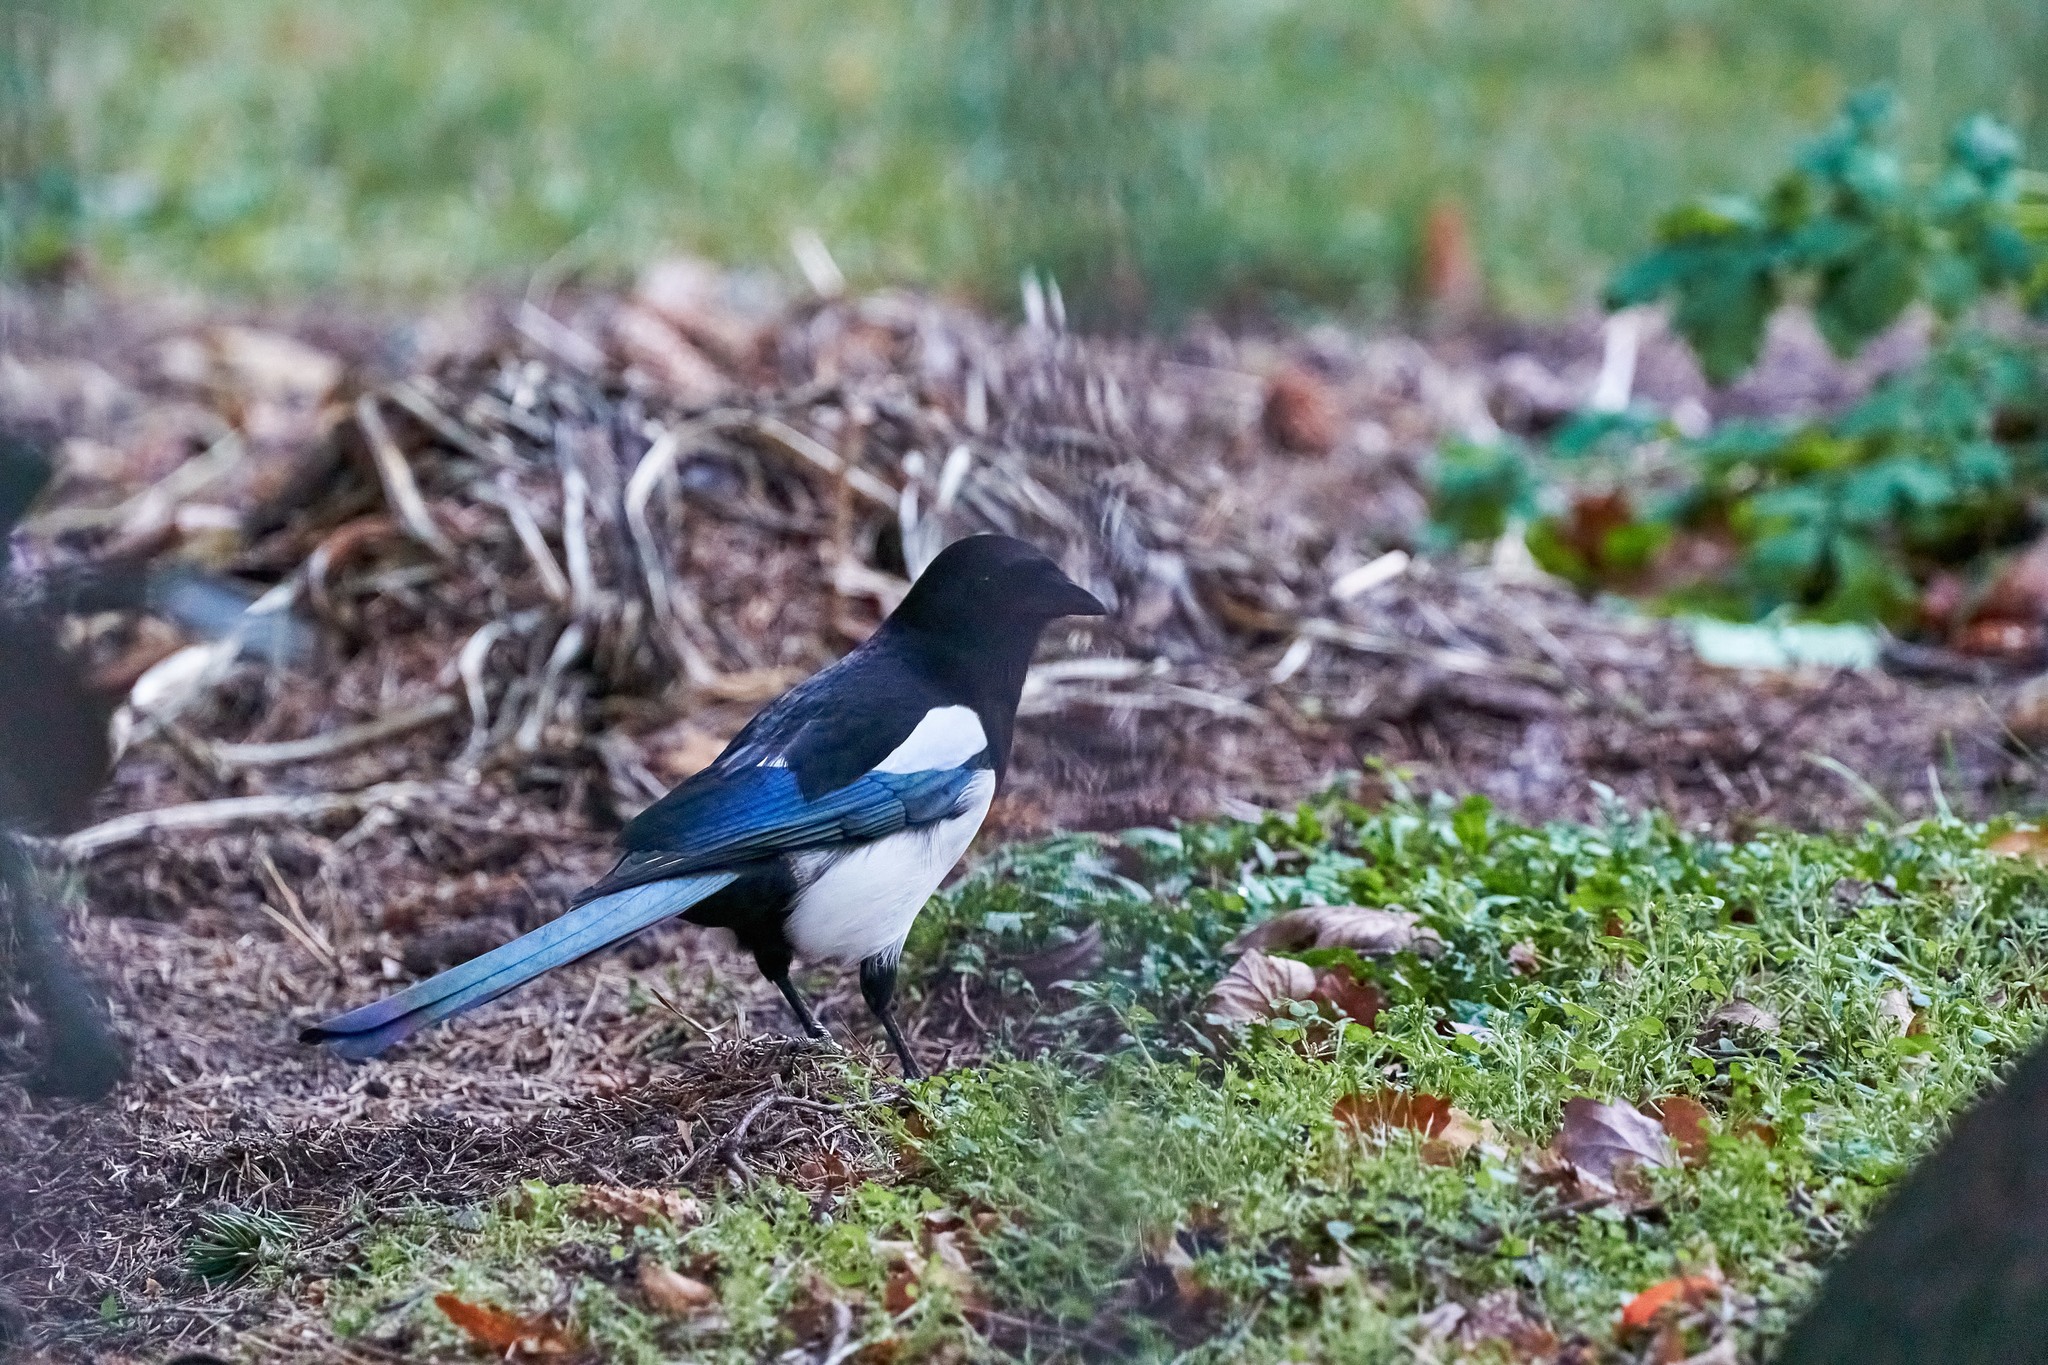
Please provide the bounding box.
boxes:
[304,534,1105,1077]
[1,426,311,1099]
[1774,1035,2048,1365]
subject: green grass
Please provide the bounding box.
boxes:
[300,792,2048,1362]
[8,0,2048,318]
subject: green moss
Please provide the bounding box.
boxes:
[321,795,2048,1360]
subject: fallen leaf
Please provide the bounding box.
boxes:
[578,1186,702,1228]
[1203,950,1317,1028]
[1262,367,1343,455]
[1135,1225,1225,1344]
[1230,905,1444,958]
[797,1148,857,1191]
[434,1293,575,1356]
[1645,1096,1713,1165]
[638,1260,716,1316]
[1617,1274,1723,1336]
[1309,968,1386,1027]
[1989,827,2048,862]
[1459,1288,1559,1360]
[1878,987,1925,1037]
[1007,923,1105,994]
[1334,1089,1487,1165]
[1553,1098,1676,1188]
[1298,1262,1354,1292]
[1703,998,1779,1035]
[1507,940,1542,974]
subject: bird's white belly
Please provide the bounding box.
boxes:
[784,770,995,964]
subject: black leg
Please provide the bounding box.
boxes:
[860,954,922,1081]
[771,972,830,1041]
[752,939,830,1043]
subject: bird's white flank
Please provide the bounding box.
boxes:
[786,768,995,964]
[874,704,987,774]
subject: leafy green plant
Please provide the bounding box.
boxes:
[1434,94,2048,627]
[1607,89,2048,383]
[186,1205,302,1285]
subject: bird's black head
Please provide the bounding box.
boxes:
[889,534,1106,637]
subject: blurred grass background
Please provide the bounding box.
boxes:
[2,0,2044,322]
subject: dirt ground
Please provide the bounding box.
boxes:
[2,272,2042,1359]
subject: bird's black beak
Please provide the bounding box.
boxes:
[1052,579,1108,618]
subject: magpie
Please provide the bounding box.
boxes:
[303,533,1105,1077]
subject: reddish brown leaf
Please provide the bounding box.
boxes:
[1646,1096,1713,1166]
[434,1293,576,1356]
[1553,1098,1677,1187]
[1334,1090,1487,1165]
[1506,940,1541,975]
[1309,968,1385,1027]
[1617,1274,1723,1336]
[1261,367,1342,455]
[882,1267,919,1314]
[1230,905,1444,958]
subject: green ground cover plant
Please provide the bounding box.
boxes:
[300,791,2048,1361]
[1434,94,2048,628]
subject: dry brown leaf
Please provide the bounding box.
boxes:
[434,1293,576,1356]
[1878,987,1925,1036]
[1703,999,1780,1035]
[1989,827,2048,862]
[1333,1089,1486,1165]
[1645,1096,1712,1166]
[1008,923,1105,994]
[1203,950,1317,1028]
[578,1185,702,1228]
[1308,967,1386,1027]
[1553,1097,1676,1187]
[1458,1288,1559,1360]
[1261,367,1343,455]
[638,1260,717,1316]
[1229,905,1444,958]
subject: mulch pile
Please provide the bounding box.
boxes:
[0,265,2039,1357]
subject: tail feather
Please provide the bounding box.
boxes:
[302,872,735,1060]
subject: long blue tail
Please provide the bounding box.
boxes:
[301,873,735,1060]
